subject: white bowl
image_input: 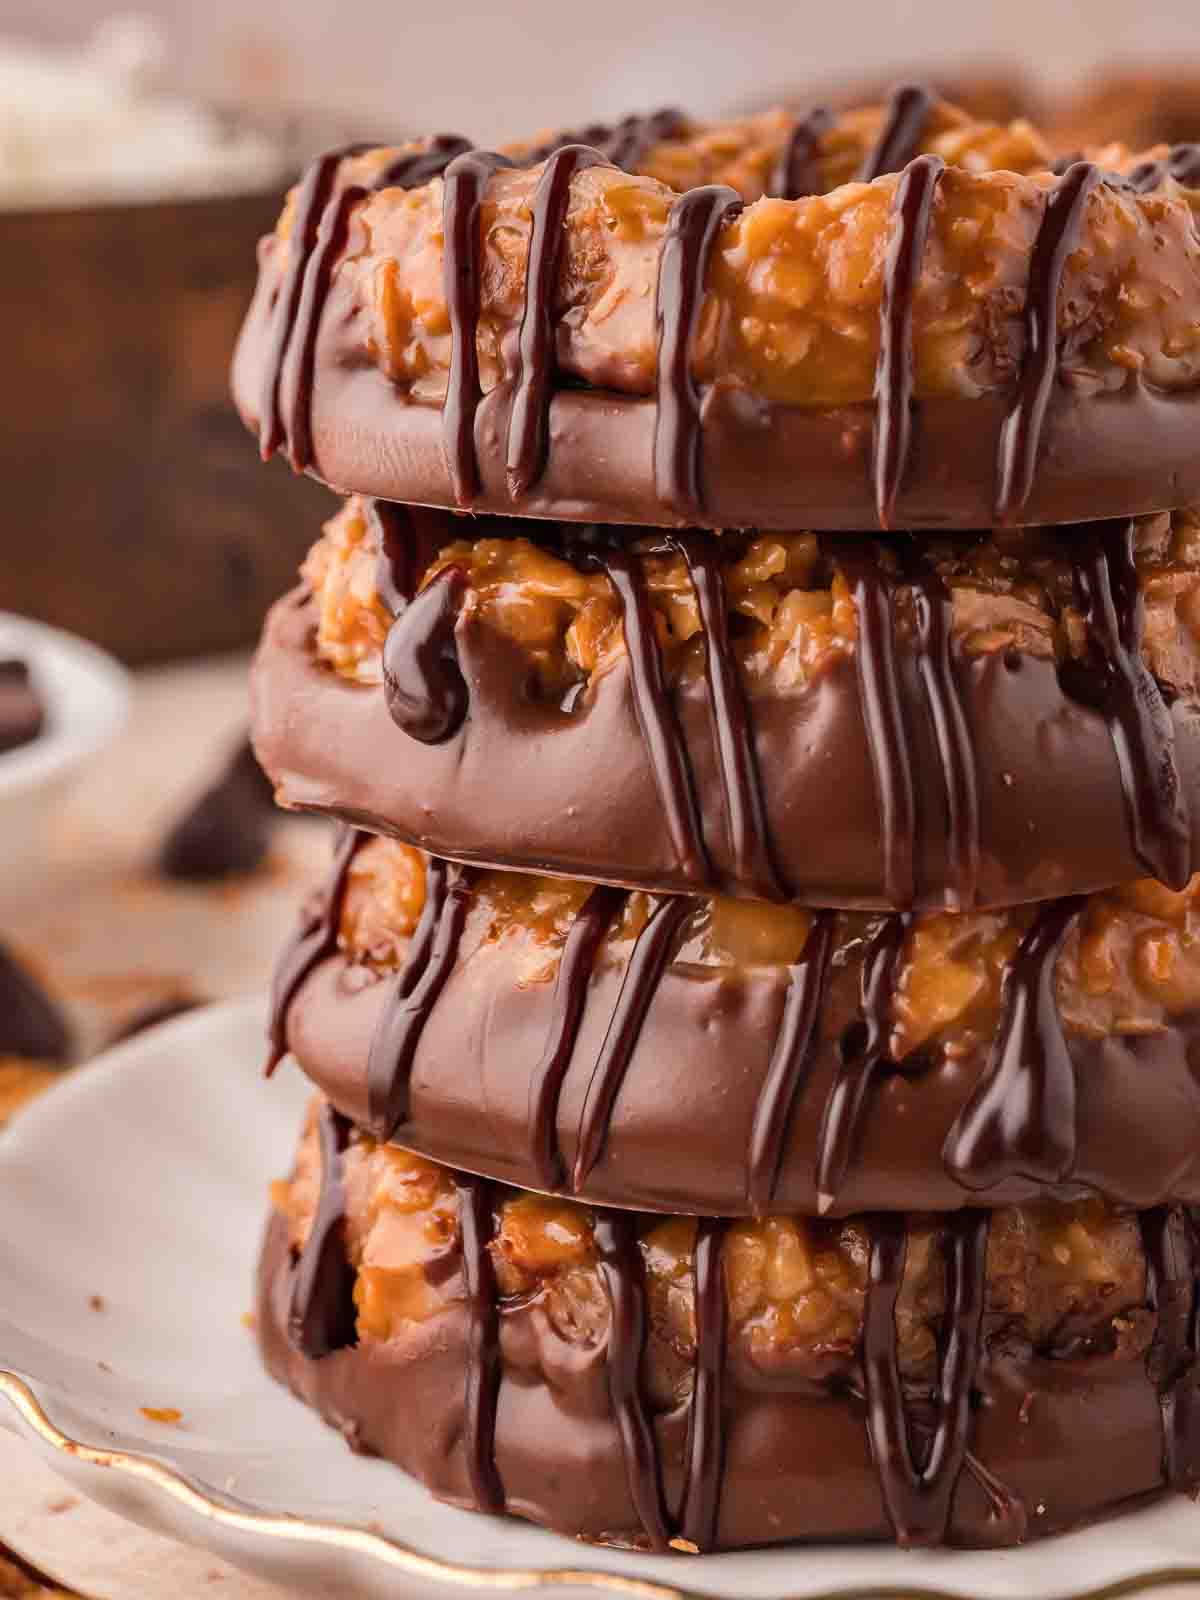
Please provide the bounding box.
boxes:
[0,611,131,848]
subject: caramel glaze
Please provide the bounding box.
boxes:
[266,825,365,1074]
[287,1101,356,1359]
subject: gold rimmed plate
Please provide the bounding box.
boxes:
[2,998,1199,1599]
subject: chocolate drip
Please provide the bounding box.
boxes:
[872,154,945,529]
[814,914,911,1212]
[858,84,934,182]
[994,161,1101,522]
[524,108,687,174]
[1127,143,1200,193]
[669,530,784,899]
[653,185,743,520]
[769,107,832,199]
[528,885,628,1191]
[367,499,417,616]
[942,895,1086,1189]
[279,182,365,471]
[456,1174,505,1513]
[259,138,467,469]
[862,1212,989,1546]
[366,858,473,1140]
[679,1217,728,1551]
[840,550,916,908]
[287,1102,356,1359]
[594,1212,672,1552]
[579,537,710,884]
[506,145,605,498]
[267,826,365,1073]
[910,573,980,909]
[746,911,835,1213]
[573,895,693,1191]
[381,565,470,743]
[441,150,514,504]
[1059,519,1191,890]
[1138,1208,1198,1487]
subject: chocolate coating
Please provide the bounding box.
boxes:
[279,919,1200,1219]
[253,587,1200,911]
[257,1207,1197,1549]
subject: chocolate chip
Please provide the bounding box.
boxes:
[0,657,45,756]
[0,940,72,1061]
[158,736,276,881]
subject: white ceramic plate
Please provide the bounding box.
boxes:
[2,998,1199,1600]
[0,611,130,847]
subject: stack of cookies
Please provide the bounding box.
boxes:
[234,89,1200,1549]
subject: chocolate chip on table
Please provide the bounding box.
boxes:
[0,941,72,1062]
[0,658,45,756]
[158,735,276,881]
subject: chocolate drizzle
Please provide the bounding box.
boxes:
[1138,1207,1198,1487]
[910,571,980,909]
[258,138,469,471]
[287,1102,356,1359]
[872,155,945,529]
[746,911,834,1214]
[862,1211,989,1545]
[679,1217,729,1551]
[573,895,693,1191]
[668,531,784,898]
[859,85,934,182]
[814,913,911,1212]
[441,150,514,504]
[770,108,832,200]
[368,499,418,616]
[942,895,1086,1189]
[839,550,916,909]
[506,144,605,498]
[594,1212,673,1551]
[456,1174,505,1513]
[366,858,473,1140]
[1059,518,1191,890]
[267,825,365,1073]
[528,884,627,1191]
[381,565,470,742]
[574,536,710,884]
[1127,144,1200,193]
[994,161,1101,522]
[653,185,743,520]
[525,109,688,174]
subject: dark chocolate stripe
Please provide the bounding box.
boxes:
[376,134,473,190]
[528,885,628,1191]
[524,108,687,173]
[943,895,1086,1189]
[367,499,417,616]
[769,107,832,199]
[267,825,365,1073]
[1138,1207,1198,1488]
[589,541,710,885]
[279,183,365,471]
[679,1217,729,1552]
[1061,519,1191,890]
[653,185,743,520]
[746,911,835,1214]
[381,565,470,743]
[594,1212,672,1551]
[994,161,1101,522]
[863,1212,989,1546]
[858,84,934,182]
[507,145,606,498]
[456,1174,505,1513]
[366,858,473,1140]
[840,550,917,909]
[910,572,980,910]
[1127,143,1200,193]
[814,913,910,1212]
[872,154,945,529]
[287,1102,356,1359]
[670,530,784,899]
[441,150,514,505]
[573,895,693,1191]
